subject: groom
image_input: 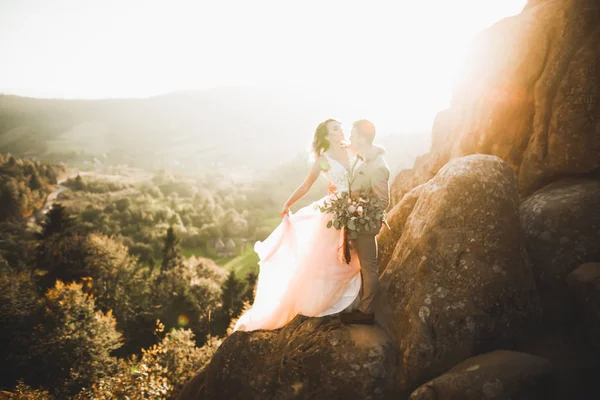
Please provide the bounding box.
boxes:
[341,119,390,325]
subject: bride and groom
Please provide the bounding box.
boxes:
[234,119,390,331]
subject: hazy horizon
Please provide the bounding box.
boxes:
[0,0,527,134]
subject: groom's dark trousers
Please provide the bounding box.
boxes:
[353,221,381,314]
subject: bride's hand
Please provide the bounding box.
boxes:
[280,204,290,218]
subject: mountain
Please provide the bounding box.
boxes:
[0,87,431,177]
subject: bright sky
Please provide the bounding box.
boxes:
[0,0,527,133]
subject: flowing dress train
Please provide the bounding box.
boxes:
[233,153,362,331]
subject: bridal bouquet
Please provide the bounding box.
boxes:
[315,188,388,262]
[316,189,387,238]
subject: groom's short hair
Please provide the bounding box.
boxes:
[353,120,376,143]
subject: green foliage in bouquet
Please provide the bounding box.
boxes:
[314,188,387,240]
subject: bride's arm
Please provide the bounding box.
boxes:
[281,158,324,217]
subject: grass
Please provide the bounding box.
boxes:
[222,218,281,278]
[224,244,259,278]
[263,217,283,230]
[181,246,209,259]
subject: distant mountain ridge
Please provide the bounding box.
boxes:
[0,88,430,176]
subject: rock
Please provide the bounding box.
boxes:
[519,325,600,399]
[390,169,419,207]
[389,0,600,208]
[377,155,541,396]
[520,178,600,324]
[377,184,424,274]
[567,262,600,352]
[390,110,454,207]
[408,350,553,400]
[567,262,600,287]
[177,315,399,400]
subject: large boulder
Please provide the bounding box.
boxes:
[390,0,600,207]
[519,325,600,399]
[520,178,600,324]
[408,350,553,400]
[377,155,541,396]
[177,315,399,400]
[378,184,424,273]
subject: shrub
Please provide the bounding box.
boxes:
[0,261,41,388]
[75,323,221,400]
[12,381,55,399]
[84,234,155,354]
[114,198,131,212]
[29,281,122,397]
[152,264,222,341]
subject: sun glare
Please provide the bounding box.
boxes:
[0,0,527,133]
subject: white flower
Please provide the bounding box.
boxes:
[357,206,364,216]
[348,205,356,213]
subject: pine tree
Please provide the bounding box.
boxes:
[38,202,75,239]
[161,226,182,271]
[0,179,21,221]
[29,171,43,191]
[243,272,257,303]
[214,271,245,334]
[73,174,85,191]
[44,166,57,184]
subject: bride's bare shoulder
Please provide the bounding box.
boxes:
[311,153,330,172]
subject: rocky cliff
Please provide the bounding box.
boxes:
[179,0,600,398]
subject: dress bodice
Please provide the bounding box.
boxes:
[322,152,351,194]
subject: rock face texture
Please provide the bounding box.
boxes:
[377,155,541,395]
[520,179,600,323]
[408,350,553,400]
[392,0,600,203]
[177,316,399,400]
[179,1,600,399]
[377,185,424,272]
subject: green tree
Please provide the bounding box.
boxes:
[243,272,258,304]
[29,281,122,397]
[221,209,248,237]
[213,271,246,335]
[36,230,89,288]
[152,265,221,342]
[29,171,43,191]
[37,202,76,240]
[0,261,40,389]
[161,226,182,272]
[84,234,155,355]
[75,326,221,400]
[0,220,37,268]
[0,178,21,221]
[114,197,131,212]
[73,174,85,191]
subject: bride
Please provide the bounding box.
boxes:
[233,119,363,332]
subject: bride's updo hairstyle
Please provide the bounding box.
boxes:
[312,118,339,157]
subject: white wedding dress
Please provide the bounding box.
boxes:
[233,152,362,332]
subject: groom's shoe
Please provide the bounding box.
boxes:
[340,310,375,325]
